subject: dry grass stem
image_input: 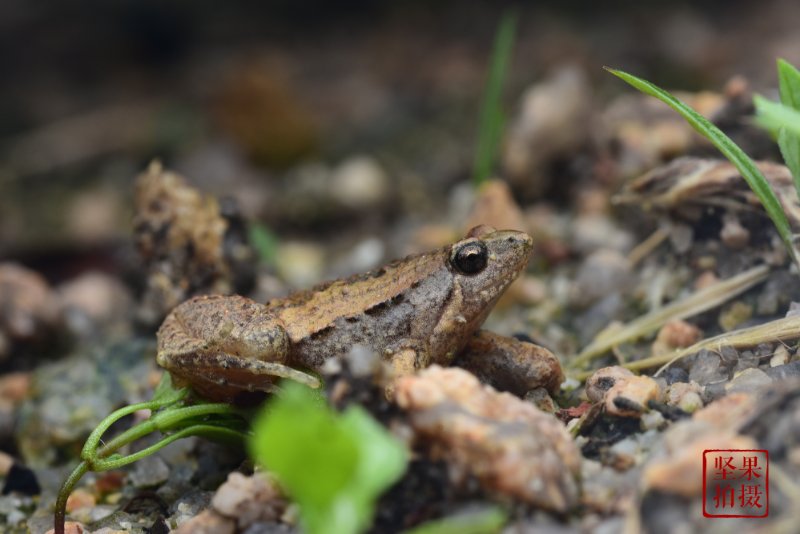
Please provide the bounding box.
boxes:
[570,264,770,372]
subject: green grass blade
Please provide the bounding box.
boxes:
[755,95,800,138]
[472,10,517,186]
[607,67,798,265]
[778,58,800,110]
[777,58,800,189]
[778,128,800,192]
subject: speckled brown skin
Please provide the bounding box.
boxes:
[156,226,533,401]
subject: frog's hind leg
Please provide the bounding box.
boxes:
[166,351,320,401]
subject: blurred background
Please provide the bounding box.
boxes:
[3,0,800,276]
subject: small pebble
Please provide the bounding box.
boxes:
[342,344,381,378]
[504,66,591,194]
[0,372,30,404]
[524,387,557,413]
[661,367,688,385]
[346,238,385,273]
[770,345,790,367]
[765,360,800,381]
[585,366,634,403]
[395,366,580,512]
[667,223,693,254]
[641,410,665,431]
[665,382,704,413]
[693,392,758,426]
[688,351,727,385]
[211,472,286,528]
[275,242,325,288]
[733,350,759,372]
[129,456,170,488]
[571,215,633,255]
[66,489,96,513]
[44,522,86,534]
[57,272,133,337]
[329,155,390,209]
[0,262,60,349]
[719,214,750,249]
[718,346,739,367]
[605,375,660,418]
[726,368,771,394]
[464,179,527,234]
[651,320,701,355]
[693,270,718,290]
[571,250,632,307]
[95,471,126,495]
[608,438,638,470]
[702,382,727,403]
[175,509,235,534]
[0,451,13,476]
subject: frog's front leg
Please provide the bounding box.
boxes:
[157,295,319,402]
[453,330,564,397]
[382,340,430,397]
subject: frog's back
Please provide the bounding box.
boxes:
[269,248,448,342]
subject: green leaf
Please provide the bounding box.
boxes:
[607,67,798,266]
[778,58,800,110]
[473,10,517,186]
[340,406,407,499]
[249,382,407,534]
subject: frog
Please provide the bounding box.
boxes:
[156,224,536,402]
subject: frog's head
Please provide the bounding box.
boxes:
[448,225,533,321]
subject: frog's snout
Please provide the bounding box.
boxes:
[497,230,533,255]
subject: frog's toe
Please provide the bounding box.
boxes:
[240,359,321,389]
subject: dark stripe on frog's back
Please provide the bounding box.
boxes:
[270,247,449,342]
[288,269,453,370]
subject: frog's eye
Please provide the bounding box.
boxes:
[451,241,488,274]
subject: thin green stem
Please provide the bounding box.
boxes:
[150,403,239,431]
[54,461,89,534]
[473,9,517,186]
[92,425,247,471]
[92,403,238,459]
[80,401,160,459]
[56,384,248,534]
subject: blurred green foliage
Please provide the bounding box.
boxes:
[249,382,407,534]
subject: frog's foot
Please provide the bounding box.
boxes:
[165,351,320,402]
[383,343,429,399]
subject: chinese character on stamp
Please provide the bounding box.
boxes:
[703,449,768,518]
